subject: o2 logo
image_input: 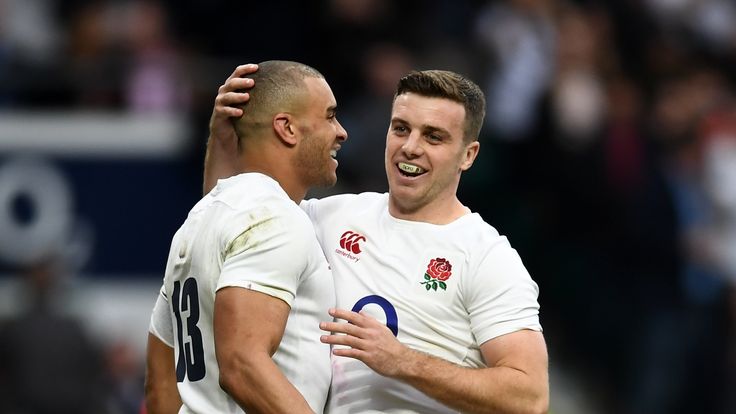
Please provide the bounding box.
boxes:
[351,295,398,336]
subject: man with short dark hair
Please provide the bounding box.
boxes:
[145,60,347,414]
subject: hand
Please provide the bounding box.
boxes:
[209,64,258,145]
[320,308,409,378]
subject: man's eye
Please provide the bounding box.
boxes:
[428,134,441,141]
[393,126,407,133]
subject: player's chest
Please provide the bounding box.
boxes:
[324,224,468,322]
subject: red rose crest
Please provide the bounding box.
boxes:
[421,257,452,291]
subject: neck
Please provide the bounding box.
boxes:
[237,144,307,203]
[388,193,470,225]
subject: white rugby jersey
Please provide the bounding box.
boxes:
[149,173,334,413]
[301,192,541,413]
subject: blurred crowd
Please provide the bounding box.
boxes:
[1,0,736,413]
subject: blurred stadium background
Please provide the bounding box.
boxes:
[1,0,735,413]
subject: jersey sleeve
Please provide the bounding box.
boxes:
[148,285,174,347]
[216,208,311,307]
[299,198,319,222]
[465,238,542,346]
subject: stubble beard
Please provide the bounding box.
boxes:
[296,134,336,189]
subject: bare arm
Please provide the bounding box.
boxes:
[144,333,182,414]
[214,287,314,414]
[203,64,258,195]
[320,308,549,414]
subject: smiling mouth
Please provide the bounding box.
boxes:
[397,162,426,177]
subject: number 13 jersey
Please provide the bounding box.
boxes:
[151,173,334,413]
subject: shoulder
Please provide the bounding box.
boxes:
[208,174,313,240]
[454,213,506,250]
[301,192,387,217]
[453,213,530,275]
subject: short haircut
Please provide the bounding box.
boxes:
[395,70,486,142]
[233,60,324,142]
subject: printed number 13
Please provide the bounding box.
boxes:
[172,278,206,382]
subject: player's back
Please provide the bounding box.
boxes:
[163,173,334,413]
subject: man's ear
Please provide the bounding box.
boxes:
[273,113,298,146]
[460,141,480,171]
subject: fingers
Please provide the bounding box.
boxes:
[328,307,364,323]
[320,332,358,346]
[319,321,364,338]
[227,63,258,81]
[216,78,253,104]
[331,347,366,359]
[214,64,257,119]
[215,91,249,115]
[220,77,254,93]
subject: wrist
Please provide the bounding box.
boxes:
[388,345,423,380]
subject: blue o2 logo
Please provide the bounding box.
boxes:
[351,295,398,337]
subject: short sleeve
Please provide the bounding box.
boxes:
[217,209,311,307]
[148,285,174,347]
[466,240,542,345]
[299,198,318,222]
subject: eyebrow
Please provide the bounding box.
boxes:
[391,117,451,136]
[423,125,450,137]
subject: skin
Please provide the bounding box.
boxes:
[293,77,345,189]
[151,64,347,414]
[385,93,480,224]
[144,334,182,414]
[214,288,313,414]
[212,73,345,413]
[205,66,549,414]
[320,309,548,414]
[319,92,549,413]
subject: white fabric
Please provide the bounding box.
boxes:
[148,287,174,347]
[301,192,541,413]
[151,173,334,414]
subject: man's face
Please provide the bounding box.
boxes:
[385,92,478,215]
[295,77,348,187]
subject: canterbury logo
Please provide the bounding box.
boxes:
[339,231,366,254]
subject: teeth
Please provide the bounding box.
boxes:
[330,150,337,158]
[398,162,425,174]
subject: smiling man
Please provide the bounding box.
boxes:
[145,61,347,414]
[207,68,548,414]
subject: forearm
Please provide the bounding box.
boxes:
[392,348,547,414]
[203,134,240,195]
[144,384,182,414]
[144,334,182,414]
[219,354,313,414]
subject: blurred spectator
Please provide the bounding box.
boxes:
[105,341,145,414]
[0,0,61,65]
[65,1,125,108]
[550,5,609,151]
[475,0,556,140]
[0,0,63,106]
[122,0,191,113]
[336,42,414,193]
[0,257,106,414]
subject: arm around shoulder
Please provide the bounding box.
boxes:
[203,64,258,195]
